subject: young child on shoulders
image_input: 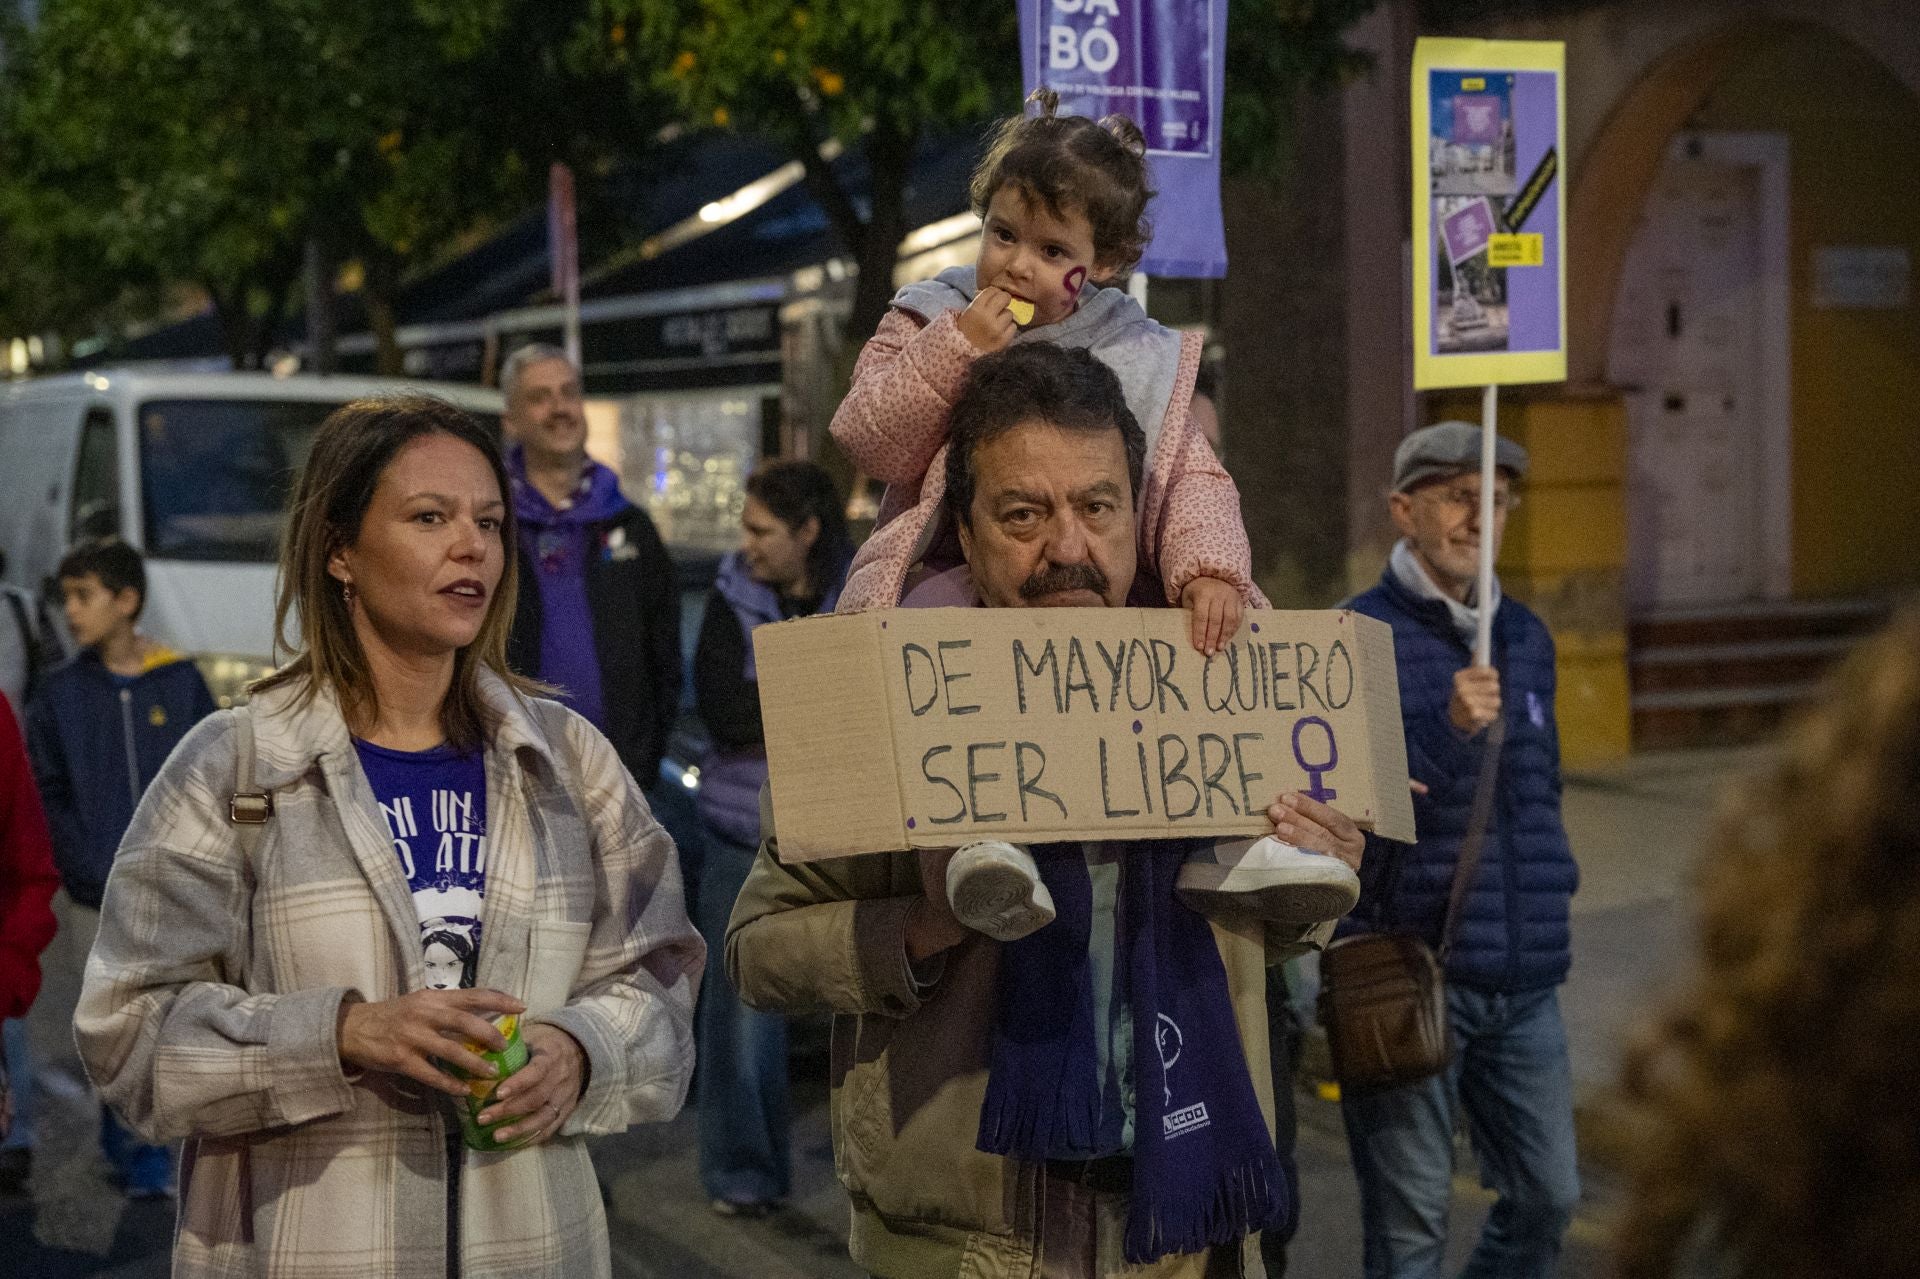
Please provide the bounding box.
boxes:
[833,89,1257,649]
[832,99,1360,940]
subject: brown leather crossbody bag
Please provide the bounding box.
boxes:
[1318,715,1505,1093]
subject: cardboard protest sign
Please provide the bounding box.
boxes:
[1413,38,1567,389]
[755,608,1416,862]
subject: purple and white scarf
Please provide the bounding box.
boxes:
[977,842,1295,1262]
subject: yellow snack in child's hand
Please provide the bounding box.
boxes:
[1006,298,1036,326]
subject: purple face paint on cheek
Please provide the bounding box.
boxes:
[1063,266,1087,306]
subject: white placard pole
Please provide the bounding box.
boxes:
[1475,382,1499,666]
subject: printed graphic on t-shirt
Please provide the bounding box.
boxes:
[379,786,489,989]
[356,740,490,992]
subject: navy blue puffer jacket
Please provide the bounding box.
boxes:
[1339,568,1578,991]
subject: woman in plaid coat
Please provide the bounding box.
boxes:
[74,397,703,1278]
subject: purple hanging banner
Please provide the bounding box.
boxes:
[1019,0,1228,278]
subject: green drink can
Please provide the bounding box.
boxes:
[452,1013,532,1152]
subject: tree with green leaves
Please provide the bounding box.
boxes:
[593,0,1020,349]
[0,0,648,369]
[0,0,315,365]
[321,0,659,371]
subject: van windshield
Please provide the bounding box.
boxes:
[139,399,340,562]
[138,399,500,562]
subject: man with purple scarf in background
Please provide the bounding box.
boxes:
[502,343,684,827]
[726,343,1365,1278]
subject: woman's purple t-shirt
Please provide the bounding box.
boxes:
[354,739,490,990]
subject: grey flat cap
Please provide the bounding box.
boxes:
[1392,420,1530,493]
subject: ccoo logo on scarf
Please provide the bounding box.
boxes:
[1158,1013,1211,1139]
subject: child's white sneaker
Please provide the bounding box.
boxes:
[1175,836,1360,926]
[947,840,1056,941]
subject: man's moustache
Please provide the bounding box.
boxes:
[1019,562,1109,600]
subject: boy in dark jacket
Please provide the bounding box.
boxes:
[24,537,215,1244]
[1338,422,1581,1279]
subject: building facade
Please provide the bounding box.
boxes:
[1220,0,1920,760]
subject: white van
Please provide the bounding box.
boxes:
[0,370,504,705]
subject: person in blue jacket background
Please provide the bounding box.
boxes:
[1339,422,1581,1279]
[24,536,216,1245]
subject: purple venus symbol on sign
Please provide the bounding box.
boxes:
[1290,716,1339,803]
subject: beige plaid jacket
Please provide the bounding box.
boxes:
[75,670,703,1277]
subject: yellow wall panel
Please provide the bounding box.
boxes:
[1689,33,1920,599]
[1505,487,1627,577]
[1556,644,1634,768]
[1506,399,1628,487]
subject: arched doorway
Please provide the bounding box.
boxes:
[1574,19,1920,610]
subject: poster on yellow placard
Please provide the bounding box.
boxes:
[1412,38,1566,389]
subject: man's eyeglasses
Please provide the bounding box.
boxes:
[1420,485,1521,515]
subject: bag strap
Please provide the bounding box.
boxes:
[1437,712,1506,962]
[229,706,274,826]
[4,590,39,696]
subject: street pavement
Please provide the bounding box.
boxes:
[2,745,1768,1277]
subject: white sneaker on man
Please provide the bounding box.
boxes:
[946,840,1056,941]
[1175,836,1360,926]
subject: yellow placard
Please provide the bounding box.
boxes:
[1412,38,1567,389]
[1487,233,1545,267]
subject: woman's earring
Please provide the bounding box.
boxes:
[342,581,356,607]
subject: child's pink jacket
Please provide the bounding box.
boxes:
[831,272,1268,613]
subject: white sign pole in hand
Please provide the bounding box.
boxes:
[1475,382,1499,666]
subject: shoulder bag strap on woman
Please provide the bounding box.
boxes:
[229,706,274,826]
[1437,712,1506,963]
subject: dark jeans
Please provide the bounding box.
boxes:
[3,1017,32,1151]
[98,1108,172,1192]
[1340,985,1581,1279]
[694,832,791,1205]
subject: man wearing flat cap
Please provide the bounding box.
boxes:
[1335,421,1582,1278]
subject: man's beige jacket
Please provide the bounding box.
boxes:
[729,792,1329,1279]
